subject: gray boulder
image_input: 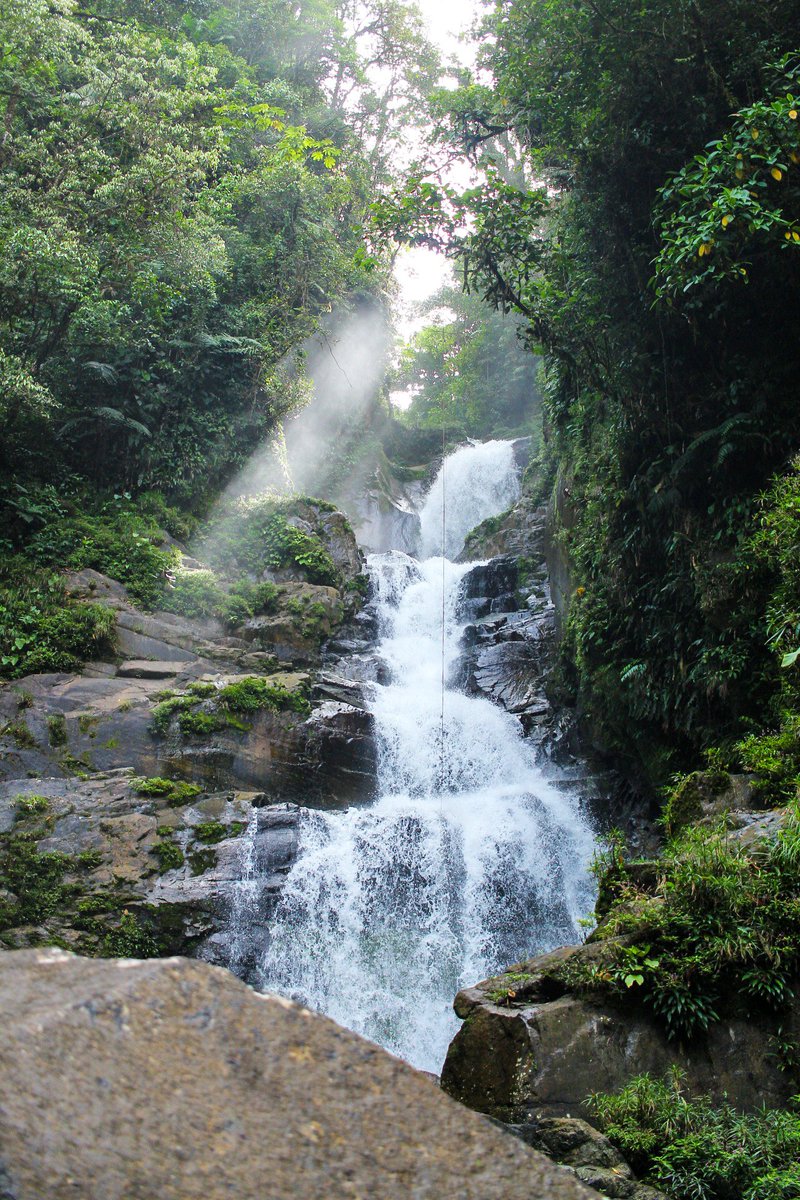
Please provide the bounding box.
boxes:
[0,950,599,1200]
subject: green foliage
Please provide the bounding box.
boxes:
[580,807,800,1040]
[101,911,159,959]
[15,795,49,816]
[199,495,338,586]
[395,282,542,439]
[0,0,386,503]
[26,506,177,607]
[218,676,311,716]
[178,710,225,737]
[129,777,202,807]
[662,770,730,837]
[160,569,279,628]
[0,563,116,680]
[589,1070,800,1200]
[151,839,184,874]
[0,833,74,927]
[192,822,227,845]
[654,56,800,305]
[382,0,800,785]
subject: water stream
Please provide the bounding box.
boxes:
[258,439,596,1072]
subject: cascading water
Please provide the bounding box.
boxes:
[259,440,596,1073]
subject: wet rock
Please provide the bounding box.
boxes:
[0,773,297,957]
[116,660,192,679]
[457,556,519,621]
[312,671,376,710]
[0,950,598,1200]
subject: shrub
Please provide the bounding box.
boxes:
[160,569,223,619]
[589,1070,800,1200]
[27,508,176,607]
[574,804,800,1039]
[0,564,116,680]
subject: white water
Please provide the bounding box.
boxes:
[259,440,595,1072]
[418,438,523,559]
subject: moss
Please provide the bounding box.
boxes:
[151,839,184,873]
[150,693,199,736]
[0,833,73,927]
[61,751,95,776]
[77,714,100,737]
[188,848,217,875]
[130,776,202,807]
[662,769,729,836]
[14,794,49,816]
[218,676,311,717]
[101,910,159,958]
[76,849,103,870]
[178,710,225,737]
[193,821,227,844]
[2,720,37,749]
[47,713,68,747]
[15,690,33,710]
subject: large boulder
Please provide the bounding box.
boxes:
[441,945,800,1124]
[0,949,599,1200]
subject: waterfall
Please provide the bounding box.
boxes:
[418,439,522,560]
[258,440,595,1073]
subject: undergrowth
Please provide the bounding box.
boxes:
[569,803,800,1040]
[589,1069,800,1200]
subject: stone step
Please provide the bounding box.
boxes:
[116,660,191,680]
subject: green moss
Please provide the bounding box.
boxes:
[150,693,198,736]
[61,751,94,776]
[2,720,37,749]
[218,676,311,716]
[151,839,184,873]
[196,496,339,587]
[193,821,227,845]
[101,911,159,958]
[130,776,202,807]
[0,833,73,927]
[47,714,67,747]
[188,848,217,875]
[662,769,729,836]
[14,794,49,816]
[178,710,225,736]
[77,714,100,737]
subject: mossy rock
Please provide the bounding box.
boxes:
[662,770,730,837]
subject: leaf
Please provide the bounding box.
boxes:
[781,649,800,668]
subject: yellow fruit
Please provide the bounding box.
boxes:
[794,231,800,243]
[721,214,732,227]
[752,128,760,139]
[789,109,798,119]
[786,232,793,240]
[772,167,783,180]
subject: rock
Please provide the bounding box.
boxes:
[0,773,297,957]
[311,670,376,710]
[116,660,191,679]
[457,556,519,621]
[0,950,598,1200]
[441,946,800,1124]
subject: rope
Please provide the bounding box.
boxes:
[439,420,446,797]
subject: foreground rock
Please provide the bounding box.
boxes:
[0,950,599,1200]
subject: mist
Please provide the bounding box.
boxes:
[222,301,392,505]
